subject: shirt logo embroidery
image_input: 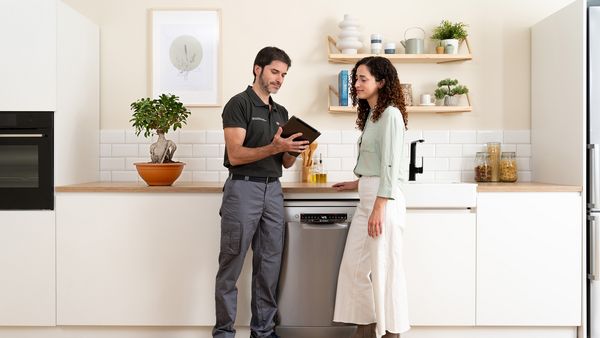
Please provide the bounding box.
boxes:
[252,117,267,122]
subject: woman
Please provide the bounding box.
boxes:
[332,56,410,338]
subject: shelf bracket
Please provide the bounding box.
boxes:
[328,35,340,54]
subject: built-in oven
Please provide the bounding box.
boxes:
[0,112,54,210]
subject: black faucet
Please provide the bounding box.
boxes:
[409,139,425,181]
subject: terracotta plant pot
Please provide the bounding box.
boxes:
[134,162,185,186]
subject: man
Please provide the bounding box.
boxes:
[213,47,308,338]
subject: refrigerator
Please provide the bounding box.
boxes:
[590,6,600,338]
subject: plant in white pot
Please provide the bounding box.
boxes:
[434,78,469,106]
[130,94,191,186]
[431,20,468,54]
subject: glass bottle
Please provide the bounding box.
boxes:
[317,153,327,183]
[310,156,319,183]
[487,142,501,182]
[474,152,492,182]
[499,152,518,182]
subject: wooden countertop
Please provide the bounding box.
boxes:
[55,181,343,193]
[476,182,582,192]
[55,181,582,193]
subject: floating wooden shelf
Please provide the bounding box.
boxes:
[328,85,472,114]
[327,36,473,64]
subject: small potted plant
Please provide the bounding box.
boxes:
[431,20,468,54]
[434,78,469,106]
[130,93,191,186]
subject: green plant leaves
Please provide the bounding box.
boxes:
[431,20,468,41]
[435,78,469,98]
[129,94,191,138]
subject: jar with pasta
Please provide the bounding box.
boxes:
[474,152,492,182]
[499,151,518,182]
[487,142,501,182]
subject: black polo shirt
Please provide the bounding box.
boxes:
[222,86,289,177]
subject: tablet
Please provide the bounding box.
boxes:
[280,115,321,156]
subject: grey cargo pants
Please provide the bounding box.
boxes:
[213,177,284,338]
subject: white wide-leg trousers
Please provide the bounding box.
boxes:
[333,176,411,337]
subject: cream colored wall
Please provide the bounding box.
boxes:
[63,0,572,130]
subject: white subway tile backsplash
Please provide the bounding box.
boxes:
[206,158,224,171]
[404,130,423,143]
[175,171,193,183]
[100,158,125,170]
[342,157,356,171]
[126,130,154,144]
[174,144,193,158]
[503,130,530,144]
[517,157,530,170]
[423,130,449,144]
[341,130,361,144]
[416,144,435,158]
[206,130,224,144]
[516,144,531,157]
[99,171,111,182]
[138,144,150,157]
[435,171,461,183]
[193,171,220,182]
[99,129,533,184]
[462,144,486,156]
[100,130,125,144]
[194,144,220,157]
[323,158,342,171]
[100,144,111,157]
[112,144,139,157]
[450,130,476,144]
[500,144,517,152]
[476,130,503,144]
[180,130,206,144]
[111,171,140,182]
[435,144,462,157]
[183,158,207,171]
[319,130,342,144]
[328,144,355,158]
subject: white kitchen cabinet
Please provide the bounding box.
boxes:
[0,0,57,111]
[404,209,476,325]
[0,211,55,325]
[56,192,252,326]
[476,192,582,325]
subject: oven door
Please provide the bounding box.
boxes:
[0,130,53,209]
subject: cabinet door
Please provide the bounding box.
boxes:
[0,211,55,325]
[404,209,476,325]
[56,193,251,326]
[0,0,57,111]
[476,192,581,325]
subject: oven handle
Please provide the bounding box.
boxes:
[0,134,45,138]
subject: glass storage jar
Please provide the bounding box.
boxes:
[487,142,501,182]
[474,152,492,182]
[499,151,518,182]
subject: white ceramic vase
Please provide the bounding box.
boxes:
[336,14,363,54]
[441,38,459,54]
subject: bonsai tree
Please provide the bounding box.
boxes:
[130,94,191,163]
[431,20,469,41]
[434,78,469,105]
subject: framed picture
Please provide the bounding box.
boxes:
[148,9,221,107]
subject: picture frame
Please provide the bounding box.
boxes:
[148,9,221,107]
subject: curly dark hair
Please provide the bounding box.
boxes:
[350,56,408,131]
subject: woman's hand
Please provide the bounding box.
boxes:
[332,180,359,191]
[368,197,388,238]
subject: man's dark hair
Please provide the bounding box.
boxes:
[252,46,291,82]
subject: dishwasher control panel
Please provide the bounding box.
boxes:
[300,213,348,224]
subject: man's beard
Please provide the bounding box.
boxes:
[258,71,279,94]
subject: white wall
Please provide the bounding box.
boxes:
[62,0,573,131]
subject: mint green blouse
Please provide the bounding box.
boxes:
[353,106,407,199]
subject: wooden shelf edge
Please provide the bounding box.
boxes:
[328,106,472,114]
[328,53,473,64]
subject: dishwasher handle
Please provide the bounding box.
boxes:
[294,222,350,230]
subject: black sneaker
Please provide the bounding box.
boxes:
[250,332,280,338]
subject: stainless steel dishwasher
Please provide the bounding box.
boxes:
[277,199,358,338]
